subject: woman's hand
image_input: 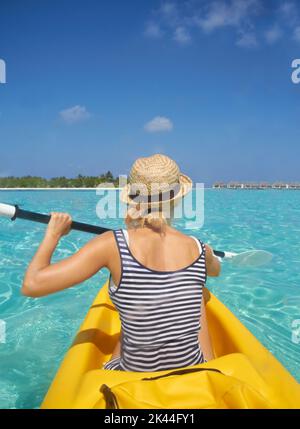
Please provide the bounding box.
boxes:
[45,212,72,241]
[205,244,221,277]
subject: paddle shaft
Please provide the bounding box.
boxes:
[13,205,110,235]
[1,203,227,258]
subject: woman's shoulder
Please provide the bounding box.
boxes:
[86,230,116,251]
[167,226,202,241]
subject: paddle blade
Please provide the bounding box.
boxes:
[230,250,273,267]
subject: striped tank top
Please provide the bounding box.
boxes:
[103,228,207,372]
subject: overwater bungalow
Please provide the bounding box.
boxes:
[212,181,299,189]
[288,182,300,190]
[259,182,272,189]
[213,182,227,189]
[272,182,288,189]
[243,182,260,189]
[227,182,243,189]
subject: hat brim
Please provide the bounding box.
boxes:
[120,173,193,206]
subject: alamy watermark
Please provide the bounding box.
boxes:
[0,59,6,84]
[291,59,300,84]
[292,319,300,344]
[95,176,204,229]
[0,320,6,344]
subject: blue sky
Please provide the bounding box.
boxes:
[0,0,300,185]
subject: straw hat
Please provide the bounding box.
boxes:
[120,154,193,206]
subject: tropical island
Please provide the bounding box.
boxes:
[0,171,119,188]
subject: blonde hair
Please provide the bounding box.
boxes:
[125,202,176,234]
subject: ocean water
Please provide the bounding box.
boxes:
[0,189,299,409]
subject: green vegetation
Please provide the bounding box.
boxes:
[0,172,119,188]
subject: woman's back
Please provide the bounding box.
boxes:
[22,153,220,372]
[105,227,207,372]
[125,226,203,272]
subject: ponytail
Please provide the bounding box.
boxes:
[125,205,169,234]
[144,211,167,233]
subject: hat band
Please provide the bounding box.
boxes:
[128,183,181,204]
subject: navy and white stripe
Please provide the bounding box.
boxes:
[103,229,207,372]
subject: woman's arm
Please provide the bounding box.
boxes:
[205,244,221,277]
[22,212,113,298]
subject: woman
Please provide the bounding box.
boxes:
[22,154,221,372]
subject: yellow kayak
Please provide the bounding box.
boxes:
[41,281,300,409]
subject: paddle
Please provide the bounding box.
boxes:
[0,203,272,267]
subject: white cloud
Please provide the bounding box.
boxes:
[144,2,180,43]
[265,25,283,44]
[277,2,300,43]
[144,22,163,38]
[160,2,178,23]
[236,30,258,48]
[280,2,297,19]
[173,26,191,44]
[60,105,91,124]
[144,116,173,133]
[161,2,176,15]
[145,0,262,47]
[145,0,294,49]
[196,0,261,33]
[279,2,299,28]
[293,26,300,42]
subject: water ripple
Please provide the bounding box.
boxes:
[0,189,300,409]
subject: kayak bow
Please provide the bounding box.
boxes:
[41,280,300,409]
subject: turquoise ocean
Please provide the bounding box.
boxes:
[0,189,299,409]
